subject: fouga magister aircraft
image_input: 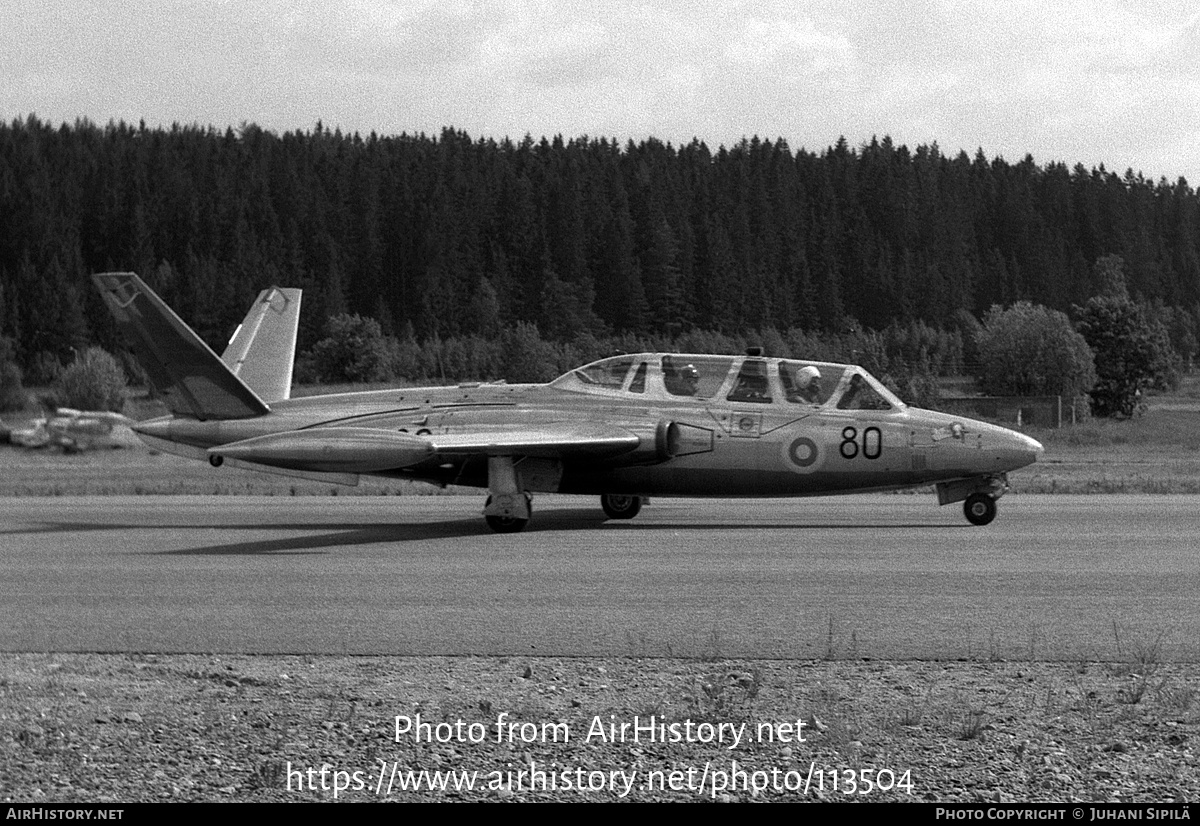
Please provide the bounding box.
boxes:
[94,272,1043,533]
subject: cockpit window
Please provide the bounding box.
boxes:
[727,359,772,404]
[572,357,634,389]
[779,361,842,405]
[553,354,904,410]
[662,355,734,399]
[835,372,895,411]
[663,359,698,396]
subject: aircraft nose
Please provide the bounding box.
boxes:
[1026,433,1045,458]
[1005,430,1044,469]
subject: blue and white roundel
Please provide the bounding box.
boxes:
[784,436,821,473]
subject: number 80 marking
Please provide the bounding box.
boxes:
[840,426,882,460]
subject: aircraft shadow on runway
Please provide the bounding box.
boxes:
[602,521,958,531]
[7,518,514,554]
[1,518,482,553]
[9,509,957,556]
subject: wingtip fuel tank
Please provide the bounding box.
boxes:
[210,428,436,474]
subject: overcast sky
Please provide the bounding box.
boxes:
[3,0,1197,183]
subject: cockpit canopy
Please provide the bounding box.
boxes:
[550,353,905,411]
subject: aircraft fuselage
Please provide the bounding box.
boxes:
[136,377,1042,499]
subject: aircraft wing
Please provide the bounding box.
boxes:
[427,423,640,459]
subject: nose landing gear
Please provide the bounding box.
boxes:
[963,492,997,526]
[937,474,1007,526]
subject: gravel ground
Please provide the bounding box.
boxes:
[2,654,1197,803]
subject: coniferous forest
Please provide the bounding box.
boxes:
[1,116,1198,385]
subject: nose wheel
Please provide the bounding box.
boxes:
[963,493,997,526]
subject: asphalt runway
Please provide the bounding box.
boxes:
[2,494,1196,661]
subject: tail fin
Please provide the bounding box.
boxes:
[221,287,302,402]
[93,272,269,420]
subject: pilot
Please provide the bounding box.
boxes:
[791,365,823,403]
[681,364,700,396]
[667,363,699,396]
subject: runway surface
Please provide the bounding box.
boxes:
[2,494,1196,661]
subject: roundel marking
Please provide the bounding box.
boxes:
[787,437,820,469]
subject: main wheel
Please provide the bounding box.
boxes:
[601,494,643,520]
[485,514,529,533]
[963,493,997,526]
[484,494,531,533]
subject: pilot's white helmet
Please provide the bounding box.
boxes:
[797,365,821,385]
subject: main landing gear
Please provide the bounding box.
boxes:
[600,494,643,520]
[484,455,532,533]
[481,455,648,532]
[484,494,531,533]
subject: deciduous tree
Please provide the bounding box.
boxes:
[974,302,1096,400]
[1075,295,1174,417]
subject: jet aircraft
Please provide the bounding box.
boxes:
[8,408,134,451]
[94,272,1044,533]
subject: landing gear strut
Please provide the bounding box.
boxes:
[484,455,532,533]
[600,494,643,520]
